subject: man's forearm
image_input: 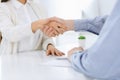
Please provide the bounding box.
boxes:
[74,16,108,35]
[65,20,74,31]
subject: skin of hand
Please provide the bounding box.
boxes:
[42,25,56,37]
[48,17,68,30]
[46,44,65,56]
[48,17,74,31]
[43,22,66,37]
[31,18,52,33]
[48,21,66,34]
[31,17,73,37]
[67,47,84,60]
[42,17,68,37]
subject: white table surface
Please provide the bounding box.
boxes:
[0,51,91,80]
[0,33,98,80]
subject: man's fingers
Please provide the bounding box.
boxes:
[48,21,66,34]
[68,47,84,55]
[53,30,59,36]
[57,27,65,34]
[42,26,55,37]
[52,26,64,34]
[43,26,49,33]
[78,47,84,51]
[46,27,53,35]
[48,30,55,37]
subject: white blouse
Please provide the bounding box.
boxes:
[0,0,54,54]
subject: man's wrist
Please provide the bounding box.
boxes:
[65,20,74,31]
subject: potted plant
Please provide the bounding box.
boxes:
[78,35,86,48]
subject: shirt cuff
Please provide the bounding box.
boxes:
[69,51,83,62]
[26,23,34,36]
[74,19,89,32]
[42,39,54,50]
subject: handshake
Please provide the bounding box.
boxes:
[32,17,69,37]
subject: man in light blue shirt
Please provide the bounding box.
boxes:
[67,0,120,80]
[44,0,120,79]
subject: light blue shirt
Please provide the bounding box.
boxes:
[71,0,120,80]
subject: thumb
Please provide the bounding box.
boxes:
[48,17,65,25]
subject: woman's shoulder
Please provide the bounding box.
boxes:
[0,2,12,14]
[0,3,9,11]
[0,3,8,8]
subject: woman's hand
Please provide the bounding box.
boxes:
[67,47,84,59]
[46,44,65,56]
[31,18,52,33]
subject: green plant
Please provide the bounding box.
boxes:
[78,35,86,40]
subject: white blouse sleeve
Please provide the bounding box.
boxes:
[42,34,54,50]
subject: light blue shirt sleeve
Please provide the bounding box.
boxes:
[74,16,107,35]
[70,0,120,80]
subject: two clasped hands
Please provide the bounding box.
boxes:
[33,17,68,37]
[32,17,84,58]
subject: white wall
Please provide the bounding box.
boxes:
[82,0,99,18]
[35,0,83,19]
[35,0,100,18]
[82,0,117,18]
[34,0,117,18]
[98,0,117,15]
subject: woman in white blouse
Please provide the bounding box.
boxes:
[0,0,64,56]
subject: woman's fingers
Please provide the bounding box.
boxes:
[55,50,62,56]
[46,45,65,56]
[46,50,51,56]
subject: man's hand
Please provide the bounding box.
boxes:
[44,21,66,37]
[48,17,68,31]
[67,47,84,60]
[46,44,65,56]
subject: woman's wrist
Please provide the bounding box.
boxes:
[31,21,43,33]
[47,44,54,50]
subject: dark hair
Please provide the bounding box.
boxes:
[1,0,9,2]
